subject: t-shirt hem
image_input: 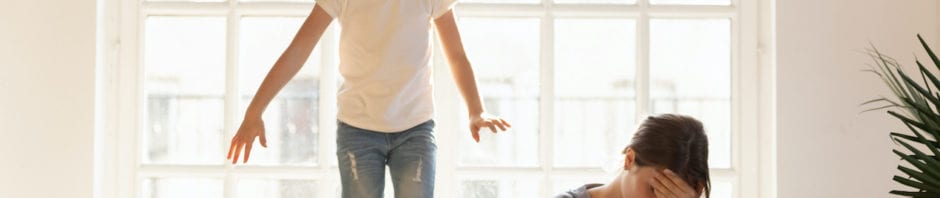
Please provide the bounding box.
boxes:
[337,114,434,133]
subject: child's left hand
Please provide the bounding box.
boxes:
[469,113,511,143]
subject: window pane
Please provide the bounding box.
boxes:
[554,18,637,168]
[141,177,223,198]
[711,181,733,198]
[650,0,730,5]
[554,0,636,4]
[237,179,316,198]
[460,179,539,198]
[239,17,320,166]
[455,17,540,167]
[650,19,731,169]
[144,16,226,165]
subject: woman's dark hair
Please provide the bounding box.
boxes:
[624,114,711,198]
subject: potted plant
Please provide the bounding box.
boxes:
[866,35,940,197]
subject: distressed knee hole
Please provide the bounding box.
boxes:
[347,151,359,180]
[412,157,423,182]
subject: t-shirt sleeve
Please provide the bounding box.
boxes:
[316,0,343,18]
[429,0,458,19]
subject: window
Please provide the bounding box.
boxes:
[109,0,759,197]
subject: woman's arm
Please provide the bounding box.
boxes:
[227,4,333,164]
[434,9,511,142]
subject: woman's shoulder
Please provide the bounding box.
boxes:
[554,183,604,198]
[554,193,576,198]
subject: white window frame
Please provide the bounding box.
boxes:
[95,0,768,197]
[435,1,762,197]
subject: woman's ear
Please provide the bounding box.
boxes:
[624,148,636,170]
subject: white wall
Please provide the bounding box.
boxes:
[774,0,940,197]
[0,0,97,198]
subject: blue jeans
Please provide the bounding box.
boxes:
[336,120,437,198]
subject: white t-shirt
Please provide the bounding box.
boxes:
[317,0,458,132]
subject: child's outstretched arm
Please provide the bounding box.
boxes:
[434,9,512,143]
[227,4,333,164]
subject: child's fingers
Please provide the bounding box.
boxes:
[486,122,498,133]
[243,142,253,164]
[231,143,243,164]
[259,132,268,148]
[227,135,239,159]
[226,143,234,160]
[494,120,507,131]
[471,128,481,143]
[499,118,512,128]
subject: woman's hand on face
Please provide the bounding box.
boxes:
[652,169,699,198]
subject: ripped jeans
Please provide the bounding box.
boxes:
[336,120,437,198]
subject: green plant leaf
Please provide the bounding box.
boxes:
[862,98,897,106]
[894,175,940,193]
[896,69,936,110]
[871,48,910,98]
[862,105,898,113]
[890,190,940,197]
[869,36,940,196]
[918,61,940,96]
[865,63,905,98]
[899,123,940,153]
[899,164,940,187]
[888,111,939,136]
[892,132,940,147]
[892,140,940,180]
[918,34,940,71]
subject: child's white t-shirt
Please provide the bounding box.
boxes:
[316,0,458,132]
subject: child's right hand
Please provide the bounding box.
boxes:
[469,113,512,143]
[227,117,268,164]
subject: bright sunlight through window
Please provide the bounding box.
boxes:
[117,0,755,197]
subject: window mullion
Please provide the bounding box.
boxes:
[223,1,240,198]
[121,0,144,197]
[730,12,743,198]
[735,0,762,197]
[636,2,651,122]
[538,6,555,198]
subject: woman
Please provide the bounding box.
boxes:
[557,114,711,198]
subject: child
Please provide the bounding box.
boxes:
[226,0,512,197]
[557,114,711,198]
